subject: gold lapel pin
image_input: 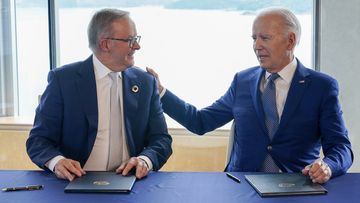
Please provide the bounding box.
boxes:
[299,80,305,83]
[132,85,139,93]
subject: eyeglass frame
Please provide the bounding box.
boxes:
[104,36,141,48]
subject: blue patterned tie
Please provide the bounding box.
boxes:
[261,73,280,172]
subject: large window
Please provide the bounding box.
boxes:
[55,0,314,128]
[1,0,314,129]
[0,0,50,117]
[15,1,50,116]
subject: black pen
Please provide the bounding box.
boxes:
[226,173,241,183]
[2,185,43,192]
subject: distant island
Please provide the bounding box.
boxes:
[19,0,312,14]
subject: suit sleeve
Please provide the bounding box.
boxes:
[26,70,64,169]
[320,79,353,177]
[161,75,237,135]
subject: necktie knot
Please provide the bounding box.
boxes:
[268,73,280,82]
[109,72,118,82]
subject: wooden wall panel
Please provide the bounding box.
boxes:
[0,131,39,170]
[0,130,229,171]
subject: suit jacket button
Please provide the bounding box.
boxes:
[267,145,272,151]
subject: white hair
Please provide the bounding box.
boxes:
[257,7,302,45]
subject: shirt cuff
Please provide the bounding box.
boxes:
[45,155,66,172]
[159,87,167,98]
[137,155,153,171]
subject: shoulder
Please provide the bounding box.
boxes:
[53,61,82,74]
[293,62,340,95]
[124,66,155,82]
[124,66,146,74]
[52,57,91,76]
[233,66,262,81]
[308,69,336,82]
[48,57,93,81]
[299,64,338,87]
[236,66,262,77]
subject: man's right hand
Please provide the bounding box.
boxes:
[54,158,86,181]
[146,67,164,94]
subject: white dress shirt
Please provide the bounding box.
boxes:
[83,55,130,170]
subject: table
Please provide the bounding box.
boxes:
[1,171,359,203]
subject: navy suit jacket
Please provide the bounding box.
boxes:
[161,59,353,177]
[26,56,172,171]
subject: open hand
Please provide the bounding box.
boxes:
[116,157,150,179]
[54,158,86,181]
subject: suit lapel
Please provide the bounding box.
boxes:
[75,56,98,154]
[278,61,310,130]
[249,68,268,135]
[122,69,140,156]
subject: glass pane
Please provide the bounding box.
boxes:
[16,0,50,116]
[0,0,17,116]
[56,1,313,128]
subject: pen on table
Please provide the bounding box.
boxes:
[2,185,44,192]
[226,173,241,183]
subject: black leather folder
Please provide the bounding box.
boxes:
[245,173,327,197]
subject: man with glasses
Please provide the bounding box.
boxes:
[27,8,172,181]
[147,7,353,183]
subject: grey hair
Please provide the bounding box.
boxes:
[257,7,302,45]
[88,8,130,53]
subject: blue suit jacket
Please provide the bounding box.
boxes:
[161,59,353,177]
[26,56,172,171]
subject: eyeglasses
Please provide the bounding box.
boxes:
[105,36,141,48]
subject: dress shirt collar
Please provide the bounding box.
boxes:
[93,55,122,79]
[265,57,297,84]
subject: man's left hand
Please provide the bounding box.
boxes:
[302,159,332,184]
[116,157,150,179]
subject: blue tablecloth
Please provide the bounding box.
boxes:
[1,171,359,203]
